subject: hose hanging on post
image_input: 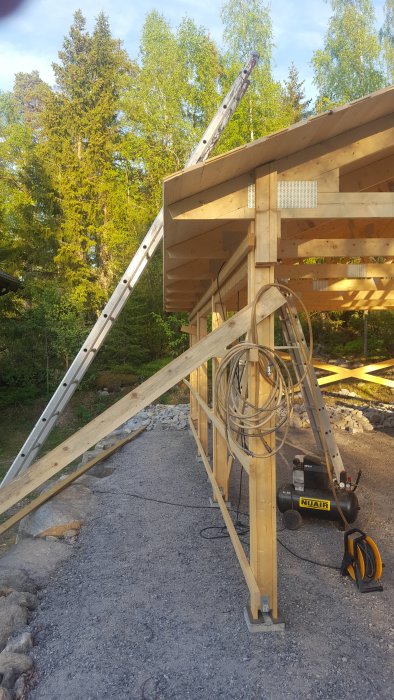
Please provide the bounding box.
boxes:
[214,284,312,460]
[215,342,294,458]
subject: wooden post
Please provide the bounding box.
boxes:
[189,324,198,421]
[248,167,279,621]
[211,297,229,500]
[197,313,208,457]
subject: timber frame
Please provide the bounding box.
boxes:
[162,86,394,623]
[1,88,393,629]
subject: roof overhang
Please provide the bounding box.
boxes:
[163,86,394,314]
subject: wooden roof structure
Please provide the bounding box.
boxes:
[161,87,393,627]
[163,85,394,316]
[0,269,22,296]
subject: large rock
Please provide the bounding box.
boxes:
[0,539,71,586]
[0,605,28,652]
[0,652,32,674]
[4,632,33,654]
[2,591,37,611]
[0,688,13,700]
[18,483,95,539]
[0,651,32,688]
[0,569,36,594]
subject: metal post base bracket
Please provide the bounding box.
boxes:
[244,606,285,633]
[209,497,231,509]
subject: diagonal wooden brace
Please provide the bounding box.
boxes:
[0,287,286,517]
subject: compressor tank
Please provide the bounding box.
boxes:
[277,485,359,523]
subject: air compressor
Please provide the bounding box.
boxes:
[277,454,360,529]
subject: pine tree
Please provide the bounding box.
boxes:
[312,0,384,110]
[282,63,312,123]
[43,11,133,313]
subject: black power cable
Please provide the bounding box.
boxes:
[95,488,342,571]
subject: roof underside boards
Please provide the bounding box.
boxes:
[162,86,394,314]
[0,270,22,296]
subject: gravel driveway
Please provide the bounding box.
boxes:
[28,427,393,699]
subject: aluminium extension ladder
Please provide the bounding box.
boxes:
[278,299,345,483]
[2,53,260,486]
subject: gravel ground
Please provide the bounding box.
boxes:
[28,426,393,700]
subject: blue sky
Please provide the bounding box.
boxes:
[0,0,386,100]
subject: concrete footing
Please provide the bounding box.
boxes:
[244,606,285,633]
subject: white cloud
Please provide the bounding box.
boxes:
[0,40,55,90]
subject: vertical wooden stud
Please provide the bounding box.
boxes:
[189,324,198,422]
[248,166,279,620]
[211,297,229,500]
[197,314,208,457]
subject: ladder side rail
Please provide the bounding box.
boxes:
[279,307,326,455]
[279,303,345,482]
[185,52,259,167]
[2,54,259,486]
[2,216,163,484]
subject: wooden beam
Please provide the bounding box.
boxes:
[167,260,221,281]
[197,314,208,457]
[0,429,145,538]
[280,192,394,219]
[255,167,279,264]
[212,299,229,501]
[189,231,253,320]
[248,168,278,620]
[281,218,393,241]
[278,354,394,388]
[295,298,394,311]
[340,153,394,192]
[275,263,394,279]
[288,279,394,292]
[291,290,394,301]
[0,287,286,516]
[278,238,394,258]
[277,120,394,179]
[168,173,253,221]
[167,227,245,260]
[312,359,394,388]
[278,169,340,192]
[184,379,251,474]
[189,325,198,421]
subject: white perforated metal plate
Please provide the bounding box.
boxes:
[248,183,255,208]
[278,181,317,209]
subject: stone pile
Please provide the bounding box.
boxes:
[291,403,374,433]
[122,403,190,432]
[291,391,393,433]
[0,571,37,699]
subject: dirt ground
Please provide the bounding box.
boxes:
[28,426,393,700]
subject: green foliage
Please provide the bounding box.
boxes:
[216,0,295,153]
[380,0,394,83]
[312,0,384,109]
[1,3,393,419]
[122,11,221,214]
[44,11,135,311]
[305,310,394,359]
[151,312,189,358]
[0,281,86,394]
